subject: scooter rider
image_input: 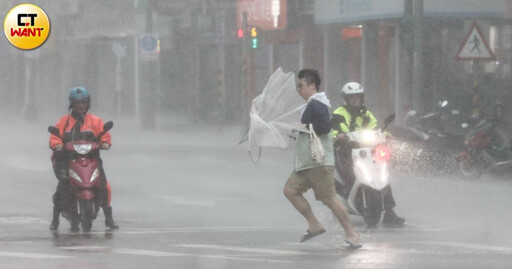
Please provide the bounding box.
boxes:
[331,82,405,227]
[49,87,119,230]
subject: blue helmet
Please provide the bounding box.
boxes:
[69,87,90,108]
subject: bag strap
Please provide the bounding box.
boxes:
[309,124,318,139]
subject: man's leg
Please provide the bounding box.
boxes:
[322,197,359,244]
[100,182,119,229]
[50,152,68,230]
[382,185,405,227]
[335,143,355,197]
[50,184,63,230]
[283,186,324,233]
[307,166,359,244]
[97,159,119,229]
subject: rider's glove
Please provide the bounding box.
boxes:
[101,143,111,150]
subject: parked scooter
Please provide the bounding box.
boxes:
[456,106,512,178]
[48,121,113,232]
[404,100,467,146]
[334,114,395,227]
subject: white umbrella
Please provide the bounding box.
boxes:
[245,67,308,163]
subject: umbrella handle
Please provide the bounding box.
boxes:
[248,147,262,164]
[238,127,250,145]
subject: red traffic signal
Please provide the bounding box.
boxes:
[237,27,244,39]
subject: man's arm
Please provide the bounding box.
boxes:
[49,116,67,149]
[365,110,378,129]
[301,100,331,135]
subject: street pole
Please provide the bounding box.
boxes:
[242,12,255,127]
[412,0,424,114]
[217,9,226,133]
[135,0,157,129]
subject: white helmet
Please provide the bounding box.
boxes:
[341,82,365,107]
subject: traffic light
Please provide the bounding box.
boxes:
[237,27,244,39]
[250,26,260,49]
[236,26,261,49]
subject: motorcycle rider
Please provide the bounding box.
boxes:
[49,87,119,231]
[331,82,405,227]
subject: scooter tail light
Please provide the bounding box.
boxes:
[374,144,391,162]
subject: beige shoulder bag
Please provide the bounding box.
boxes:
[308,124,325,163]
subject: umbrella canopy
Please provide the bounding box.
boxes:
[247,68,308,162]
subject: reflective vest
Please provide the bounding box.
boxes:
[331,106,378,138]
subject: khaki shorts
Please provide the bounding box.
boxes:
[284,166,335,202]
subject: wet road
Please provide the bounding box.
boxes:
[0,118,511,268]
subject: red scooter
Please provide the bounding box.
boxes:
[48,121,113,232]
[456,117,512,178]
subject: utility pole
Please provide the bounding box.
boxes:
[135,0,157,129]
[242,12,255,127]
[217,8,226,133]
[412,0,425,114]
[397,0,414,125]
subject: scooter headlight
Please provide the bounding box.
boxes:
[361,131,377,145]
[90,168,100,183]
[68,169,83,183]
[73,144,92,155]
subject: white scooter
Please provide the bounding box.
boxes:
[334,114,395,227]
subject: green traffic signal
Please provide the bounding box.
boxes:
[251,37,259,49]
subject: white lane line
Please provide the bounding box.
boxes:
[200,254,294,264]
[61,246,188,257]
[0,251,71,259]
[417,241,512,254]
[152,195,217,207]
[60,245,294,263]
[0,156,47,171]
[81,225,303,235]
[172,244,307,255]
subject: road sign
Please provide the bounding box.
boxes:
[139,34,159,61]
[456,22,496,61]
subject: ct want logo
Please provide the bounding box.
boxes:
[4,4,50,50]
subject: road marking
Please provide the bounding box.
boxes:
[61,246,188,257]
[0,156,47,171]
[0,216,46,225]
[172,244,307,255]
[0,251,70,259]
[417,241,512,254]
[81,225,303,235]
[152,195,217,207]
[60,245,295,263]
[199,254,294,263]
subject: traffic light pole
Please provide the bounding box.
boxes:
[412,0,425,115]
[242,12,256,126]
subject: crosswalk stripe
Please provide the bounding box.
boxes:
[416,241,512,254]
[172,244,307,255]
[80,225,303,235]
[61,246,188,257]
[199,254,294,263]
[0,251,71,259]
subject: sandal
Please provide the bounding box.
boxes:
[299,229,326,242]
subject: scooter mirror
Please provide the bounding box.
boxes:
[384,114,395,125]
[103,121,114,132]
[451,110,460,115]
[48,126,60,137]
